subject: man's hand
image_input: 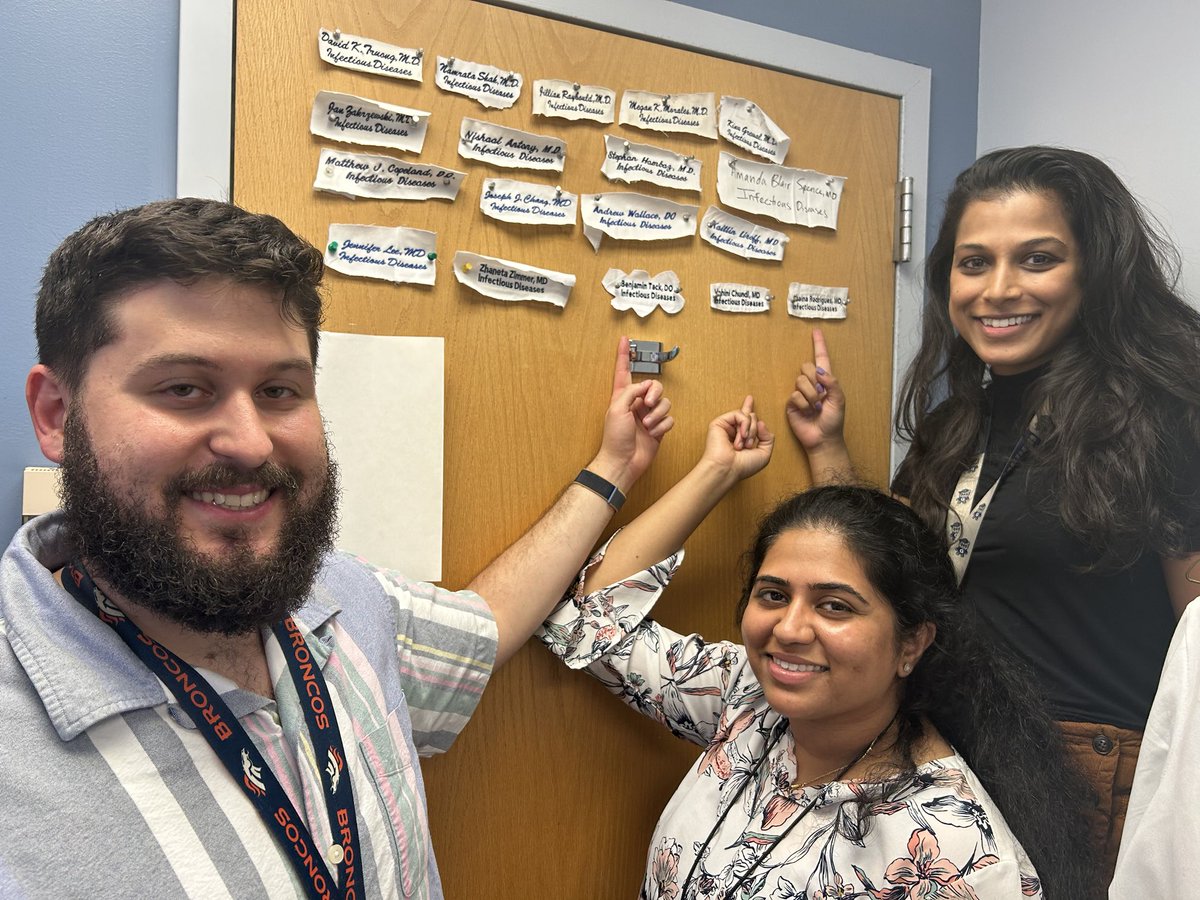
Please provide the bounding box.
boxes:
[588,337,674,493]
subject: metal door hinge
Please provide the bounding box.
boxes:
[893,176,914,263]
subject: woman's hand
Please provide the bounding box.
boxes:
[702,395,774,483]
[786,328,846,451]
[785,329,854,484]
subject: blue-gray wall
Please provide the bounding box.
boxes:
[3,1,179,535]
[0,0,979,535]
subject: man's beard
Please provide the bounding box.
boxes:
[59,411,340,636]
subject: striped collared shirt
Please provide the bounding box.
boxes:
[0,512,497,899]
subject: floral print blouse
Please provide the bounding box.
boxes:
[537,547,1042,900]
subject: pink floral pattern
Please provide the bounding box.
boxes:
[537,549,1042,900]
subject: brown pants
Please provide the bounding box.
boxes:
[1058,721,1141,892]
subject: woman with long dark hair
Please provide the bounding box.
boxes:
[786,146,1200,881]
[539,401,1096,898]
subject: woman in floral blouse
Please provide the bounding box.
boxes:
[539,400,1095,899]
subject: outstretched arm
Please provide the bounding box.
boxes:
[468,337,674,667]
[581,396,774,594]
[785,328,855,484]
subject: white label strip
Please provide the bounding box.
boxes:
[317,28,423,82]
[311,90,430,153]
[325,224,437,285]
[314,148,464,201]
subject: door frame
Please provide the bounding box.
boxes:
[177,0,930,471]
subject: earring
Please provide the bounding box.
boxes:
[901,662,912,674]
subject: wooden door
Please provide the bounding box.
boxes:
[233,1,899,894]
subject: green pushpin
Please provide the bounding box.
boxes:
[426,251,437,261]
[327,241,338,253]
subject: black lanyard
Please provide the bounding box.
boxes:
[64,562,364,900]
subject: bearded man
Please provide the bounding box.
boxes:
[4,198,672,898]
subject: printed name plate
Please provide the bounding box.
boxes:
[619,90,717,139]
[601,135,701,192]
[453,252,575,308]
[325,224,437,285]
[480,179,578,226]
[532,79,616,123]
[786,283,850,319]
[699,207,788,261]
[711,283,772,313]
[437,56,522,109]
[602,269,685,317]
[311,90,430,153]
[318,28,423,82]
[718,96,790,164]
[581,192,699,251]
[315,148,464,201]
[459,118,566,172]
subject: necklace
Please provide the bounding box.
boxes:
[790,726,888,790]
[681,714,897,899]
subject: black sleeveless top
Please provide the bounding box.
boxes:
[897,368,1181,730]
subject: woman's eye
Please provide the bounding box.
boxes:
[1025,252,1056,267]
[757,589,788,605]
[956,256,986,272]
[818,598,853,614]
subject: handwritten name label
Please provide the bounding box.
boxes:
[458,118,566,172]
[601,135,701,192]
[453,251,575,308]
[318,28,423,82]
[325,224,437,285]
[718,96,790,164]
[787,283,850,319]
[480,178,577,226]
[711,283,772,313]
[314,148,464,201]
[717,152,846,229]
[436,56,522,109]
[310,90,430,153]
[532,79,616,123]
[603,269,685,317]
[700,206,788,261]
[580,192,699,251]
[619,90,717,139]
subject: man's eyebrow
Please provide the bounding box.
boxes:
[130,354,315,377]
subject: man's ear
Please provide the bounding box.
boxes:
[27,365,72,463]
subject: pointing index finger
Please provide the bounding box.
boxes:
[812,328,832,372]
[612,335,632,395]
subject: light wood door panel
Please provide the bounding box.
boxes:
[234,2,899,894]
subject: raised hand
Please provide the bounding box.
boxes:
[702,395,774,482]
[785,328,846,452]
[591,336,675,492]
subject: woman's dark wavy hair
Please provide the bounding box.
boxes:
[896,146,1200,568]
[36,197,326,392]
[737,486,1099,898]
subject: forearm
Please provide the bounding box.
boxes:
[467,455,627,668]
[804,439,855,485]
[581,458,739,594]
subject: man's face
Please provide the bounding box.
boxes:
[58,278,338,635]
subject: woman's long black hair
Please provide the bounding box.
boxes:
[896,146,1200,568]
[738,486,1098,898]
